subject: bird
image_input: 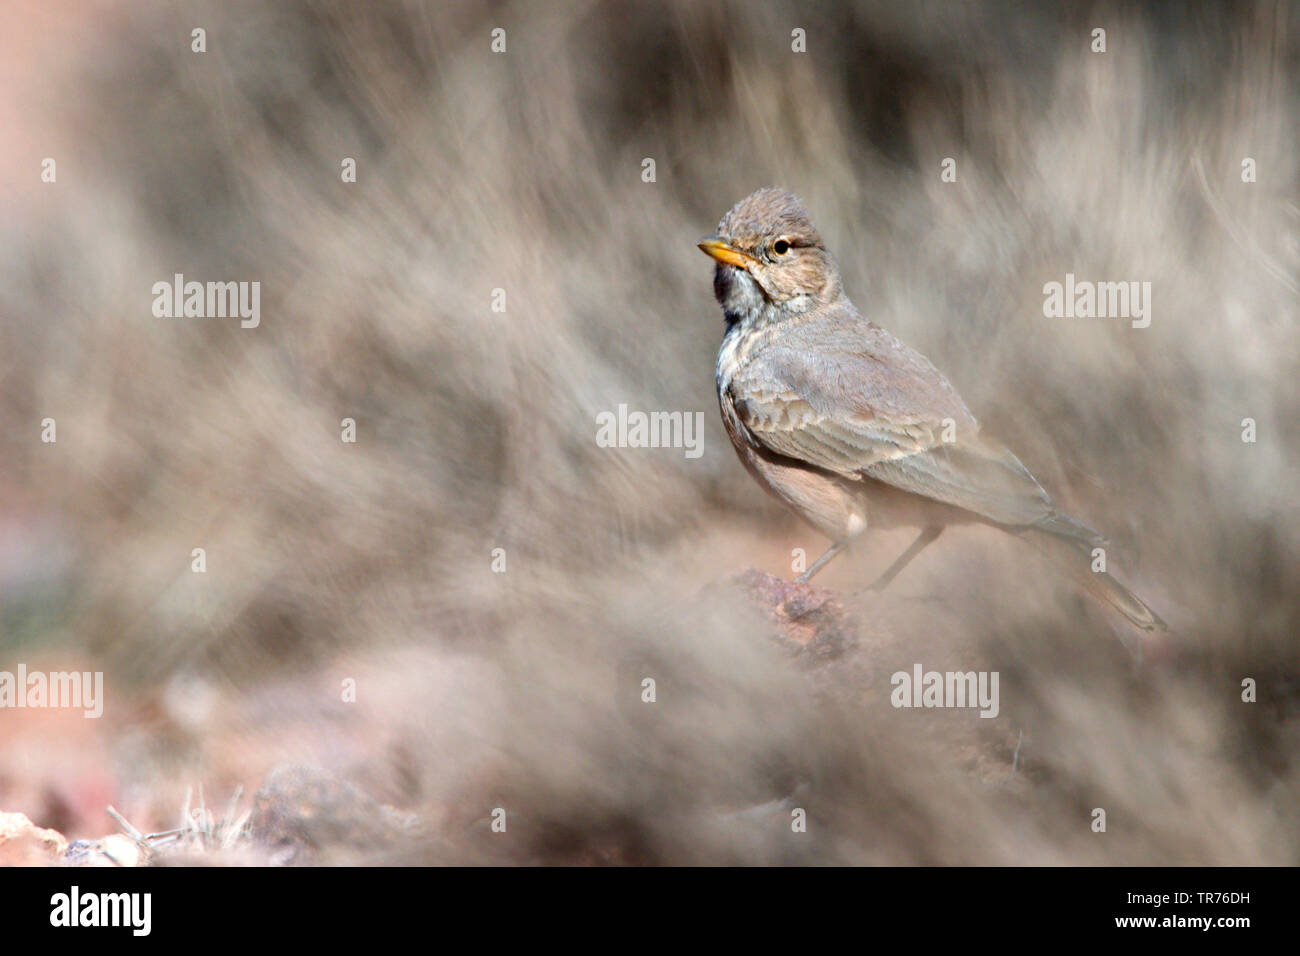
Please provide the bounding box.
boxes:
[698,187,1165,631]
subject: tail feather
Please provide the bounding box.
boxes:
[1021,519,1167,631]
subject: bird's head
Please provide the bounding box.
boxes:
[698,187,842,327]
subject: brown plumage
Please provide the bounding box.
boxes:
[700,187,1165,631]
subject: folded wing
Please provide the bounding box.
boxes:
[728,319,1098,538]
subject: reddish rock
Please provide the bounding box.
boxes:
[732,568,858,660]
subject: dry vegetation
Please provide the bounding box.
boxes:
[1,0,1297,864]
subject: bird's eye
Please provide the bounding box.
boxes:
[772,239,791,256]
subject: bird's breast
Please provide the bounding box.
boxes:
[715,326,745,394]
[715,317,779,395]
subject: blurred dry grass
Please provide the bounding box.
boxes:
[0,0,1297,862]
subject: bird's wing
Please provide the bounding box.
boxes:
[728,320,1065,529]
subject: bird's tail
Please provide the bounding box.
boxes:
[1020,514,1167,632]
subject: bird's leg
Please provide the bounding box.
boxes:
[864,525,944,592]
[795,542,845,583]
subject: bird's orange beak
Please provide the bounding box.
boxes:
[698,236,758,270]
